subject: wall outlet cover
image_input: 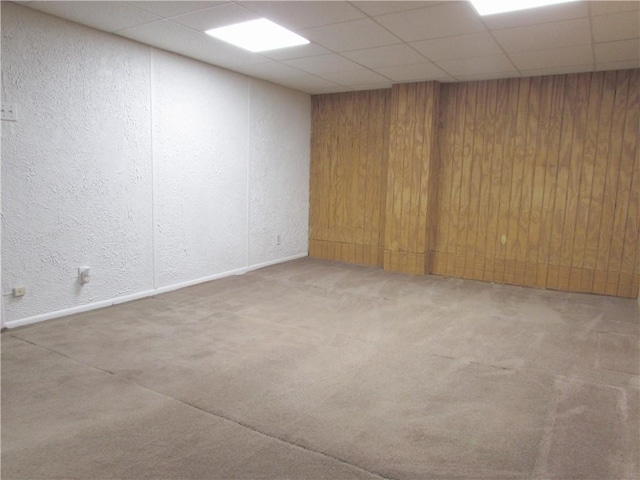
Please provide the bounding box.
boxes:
[12,286,26,297]
[1,103,17,122]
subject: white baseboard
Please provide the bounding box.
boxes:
[246,252,308,273]
[4,289,157,329]
[4,253,308,330]
[152,266,250,296]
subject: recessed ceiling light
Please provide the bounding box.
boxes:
[469,0,579,16]
[205,18,310,53]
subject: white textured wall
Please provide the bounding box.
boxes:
[1,3,310,325]
[152,51,250,288]
[1,3,154,321]
[249,81,310,266]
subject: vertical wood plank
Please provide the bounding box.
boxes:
[520,76,542,286]
[594,71,629,292]
[466,81,487,279]
[458,82,477,278]
[616,70,639,297]
[572,72,603,291]
[448,83,466,276]
[561,74,589,291]
[537,75,565,287]
[547,74,577,290]
[475,81,494,280]
[528,76,552,287]
[505,78,529,285]
[482,80,501,282]
[494,79,517,284]
[407,83,425,270]
[586,71,616,292]
[423,82,441,271]
[378,90,391,261]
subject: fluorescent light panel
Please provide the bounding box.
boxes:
[469,0,579,16]
[205,18,309,52]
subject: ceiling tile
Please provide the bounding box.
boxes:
[260,42,331,61]
[240,1,365,30]
[126,2,227,18]
[310,86,354,95]
[171,3,260,31]
[276,74,346,94]
[22,0,637,94]
[318,68,391,85]
[182,39,270,68]
[520,64,593,77]
[592,11,640,43]
[594,59,640,71]
[372,62,449,82]
[230,61,309,81]
[435,54,517,76]
[351,1,441,17]
[28,1,161,32]
[509,44,593,70]
[374,2,486,42]
[594,39,640,63]
[341,44,426,68]
[117,19,216,53]
[347,82,393,91]
[411,32,503,61]
[590,1,640,16]
[492,18,591,53]
[480,1,588,30]
[283,54,364,75]
[301,18,401,52]
[454,71,520,82]
[117,20,268,67]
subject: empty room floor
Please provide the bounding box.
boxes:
[2,258,639,480]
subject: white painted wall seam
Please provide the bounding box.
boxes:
[149,47,157,290]
[246,79,252,269]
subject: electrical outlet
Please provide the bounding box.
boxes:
[12,286,26,297]
[1,103,17,122]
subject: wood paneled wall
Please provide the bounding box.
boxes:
[309,90,389,265]
[309,69,640,298]
[433,70,639,298]
[384,82,440,274]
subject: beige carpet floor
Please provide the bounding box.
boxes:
[2,258,639,479]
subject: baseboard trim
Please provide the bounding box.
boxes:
[152,266,250,296]
[246,252,308,273]
[4,253,308,330]
[4,289,157,330]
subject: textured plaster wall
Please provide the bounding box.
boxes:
[1,3,310,325]
[249,81,310,266]
[1,3,154,321]
[152,51,250,288]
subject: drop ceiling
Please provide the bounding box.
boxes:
[16,0,640,94]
